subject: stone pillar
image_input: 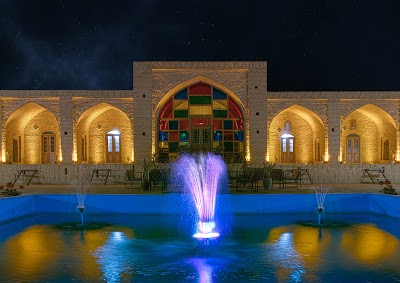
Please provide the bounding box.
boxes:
[248,62,268,166]
[133,62,153,166]
[327,96,340,164]
[60,94,74,164]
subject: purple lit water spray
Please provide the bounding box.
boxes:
[174,153,227,240]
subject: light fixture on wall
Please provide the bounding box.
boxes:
[97,124,102,130]
[277,128,281,132]
[32,125,38,130]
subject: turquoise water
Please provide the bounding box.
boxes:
[0,213,400,283]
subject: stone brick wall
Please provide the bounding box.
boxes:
[0,63,400,184]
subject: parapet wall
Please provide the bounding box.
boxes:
[0,193,399,223]
[0,163,398,185]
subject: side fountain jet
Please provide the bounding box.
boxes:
[73,165,92,226]
[314,186,328,225]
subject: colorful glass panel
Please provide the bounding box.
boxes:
[189,105,212,115]
[174,110,188,118]
[213,131,223,141]
[179,131,189,141]
[175,89,188,99]
[213,100,227,110]
[224,142,233,151]
[159,131,168,141]
[192,117,210,126]
[224,120,233,130]
[160,99,173,118]
[169,120,178,130]
[179,120,189,130]
[213,88,227,99]
[157,82,244,163]
[233,120,243,130]
[169,142,179,152]
[189,82,211,95]
[228,98,242,118]
[234,131,243,141]
[189,96,211,104]
[159,120,168,130]
[169,132,179,141]
[173,100,188,110]
[213,110,227,118]
[213,120,223,130]
[224,131,234,141]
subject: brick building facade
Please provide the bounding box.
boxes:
[0,61,398,184]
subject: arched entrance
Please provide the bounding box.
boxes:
[341,104,396,164]
[75,102,133,164]
[269,105,325,164]
[5,102,60,164]
[157,82,244,162]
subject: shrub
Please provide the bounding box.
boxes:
[0,182,24,197]
[378,179,397,195]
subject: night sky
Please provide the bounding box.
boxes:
[1,0,400,91]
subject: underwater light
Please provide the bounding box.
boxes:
[193,221,220,239]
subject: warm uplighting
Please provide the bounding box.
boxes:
[1,149,5,163]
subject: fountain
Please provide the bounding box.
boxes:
[73,165,92,226]
[314,186,328,225]
[172,153,227,243]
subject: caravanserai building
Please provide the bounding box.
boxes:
[0,61,398,184]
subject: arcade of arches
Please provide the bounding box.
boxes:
[1,90,398,166]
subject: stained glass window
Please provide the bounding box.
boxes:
[157,82,244,162]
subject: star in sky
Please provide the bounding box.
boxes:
[1,0,400,91]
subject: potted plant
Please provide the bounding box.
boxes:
[263,162,276,190]
[141,158,150,191]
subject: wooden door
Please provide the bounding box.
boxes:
[346,135,360,163]
[281,136,295,163]
[191,128,211,153]
[106,133,121,163]
[42,132,56,163]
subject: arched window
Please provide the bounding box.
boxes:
[350,119,356,130]
[285,121,291,131]
[158,82,244,162]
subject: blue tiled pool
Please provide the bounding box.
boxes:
[0,194,399,282]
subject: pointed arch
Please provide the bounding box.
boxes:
[156,76,245,111]
[341,103,396,163]
[268,105,325,164]
[155,80,245,163]
[4,102,60,164]
[75,102,133,164]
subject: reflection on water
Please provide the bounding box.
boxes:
[0,213,400,282]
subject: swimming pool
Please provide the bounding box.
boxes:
[0,193,399,282]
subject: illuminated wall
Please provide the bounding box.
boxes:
[268,105,325,164]
[75,102,133,164]
[5,102,60,164]
[340,104,396,164]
